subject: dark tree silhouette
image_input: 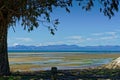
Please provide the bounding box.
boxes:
[78,0,119,19]
[0,0,119,75]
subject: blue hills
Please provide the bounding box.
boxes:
[8,45,120,52]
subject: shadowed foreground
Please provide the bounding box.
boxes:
[1,68,120,80]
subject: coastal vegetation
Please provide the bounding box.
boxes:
[0,68,120,80]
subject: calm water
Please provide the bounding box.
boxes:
[8,50,120,53]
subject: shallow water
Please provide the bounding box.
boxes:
[8,52,115,70]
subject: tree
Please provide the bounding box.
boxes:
[0,0,119,75]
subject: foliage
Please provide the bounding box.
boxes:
[0,0,119,34]
[0,0,73,35]
[77,0,119,19]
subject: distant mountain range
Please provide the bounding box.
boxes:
[8,45,120,52]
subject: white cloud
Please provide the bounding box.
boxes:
[66,36,84,44]
[99,35,118,40]
[90,31,119,41]
[92,31,117,36]
[36,36,84,46]
[37,41,64,46]
[86,35,118,41]
[86,38,93,41]
[44,41,64,46]
[105,32,116,35]
[92,33,104,36]
[13,43,19,46]
[35,43,43,46]
[16,37,32,42]
[67,36,83,40]
[67,36,83,42]
[65,34,118,45]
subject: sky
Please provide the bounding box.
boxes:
[8,1,120,47]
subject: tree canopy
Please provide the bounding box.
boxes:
[78,0,119,19]
[0,0,73,35]
[0,0,119,34]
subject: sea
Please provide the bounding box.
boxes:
[8,49,120,53]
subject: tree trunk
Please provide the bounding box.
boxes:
[0,24,10,75]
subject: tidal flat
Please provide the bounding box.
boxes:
[8,52,120,71]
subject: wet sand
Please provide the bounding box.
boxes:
[9,52,120,71]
